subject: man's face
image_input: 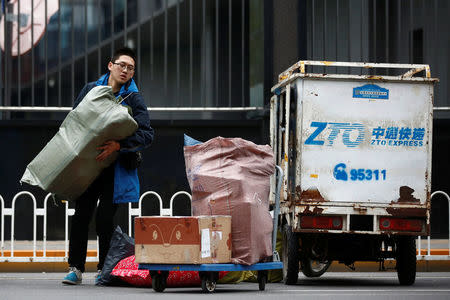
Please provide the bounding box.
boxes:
[108,55,135,85]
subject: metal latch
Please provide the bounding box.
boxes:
[353,204,367,212]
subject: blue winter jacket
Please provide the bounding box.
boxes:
[73,73,154,203]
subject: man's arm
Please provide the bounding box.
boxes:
[119,92,154,152]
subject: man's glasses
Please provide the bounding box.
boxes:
[112,62,135,72]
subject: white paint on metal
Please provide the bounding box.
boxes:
[42,194,51,257]
[278,95,285,201]
[64,200,74,258]
[283,85,291,202]
[0,190,197,263]
[294,81,305,201]
[297,79,432,204]
[416,255,450,261]
[128,191,163,236]
[11,192,37,257]
[269,96,277,205]
[169,191,192,216]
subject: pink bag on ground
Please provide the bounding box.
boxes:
[184,137,275,265]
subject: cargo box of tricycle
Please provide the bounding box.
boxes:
[270,61,438,237]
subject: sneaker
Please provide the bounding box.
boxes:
[95,270,102,285]
[62,267,82,285]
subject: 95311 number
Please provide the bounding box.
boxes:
[333,163,386,182]
[350,168,386,181]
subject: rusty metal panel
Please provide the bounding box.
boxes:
[282,86,291,203]
[269,96,278,205]
[292,204,428,217]
[295,80,305,202]
[297,77,433,206]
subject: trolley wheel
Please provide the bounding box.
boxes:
[257,270,268,291]
[201,278,216,293]
[150,271,168,293]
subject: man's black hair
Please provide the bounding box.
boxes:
[111,47,136,64]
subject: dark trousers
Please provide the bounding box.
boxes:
[68,164,118,273]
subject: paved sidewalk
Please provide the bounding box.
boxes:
[1,239,449,272]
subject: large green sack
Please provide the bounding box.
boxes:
[20,86,138,200]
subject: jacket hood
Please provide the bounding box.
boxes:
[96,72,139,97]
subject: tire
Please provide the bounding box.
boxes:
[396,236,416,286]
[282,224,300,285]
[201,278,216,293]
[152,274,166,292]
[300,258,331,278]
[257,271,267,291]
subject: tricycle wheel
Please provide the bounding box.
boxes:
[257,270,267,291]
[282,224,300,285]
[396,236,416,286]
[201,278,216,293]
[301,258,331,277]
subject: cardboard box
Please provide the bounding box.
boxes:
[135,216,231,264]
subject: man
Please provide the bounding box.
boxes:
[62,47,154,285]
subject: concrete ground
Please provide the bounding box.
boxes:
[1,239,449,272]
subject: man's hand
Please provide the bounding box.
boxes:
[96,140,120,161]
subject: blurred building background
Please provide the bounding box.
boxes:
[0,0,449,239]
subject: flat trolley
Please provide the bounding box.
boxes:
[139,261,283,293]
[138,166,284,293]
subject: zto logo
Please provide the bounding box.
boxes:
[333,163,348,181]
[305,122,365,148]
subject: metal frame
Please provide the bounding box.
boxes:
[0,0,256,116]
[278,61,432,81]
[272,61,438,94]
[0,190,191,263]
[417,191,450,261]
